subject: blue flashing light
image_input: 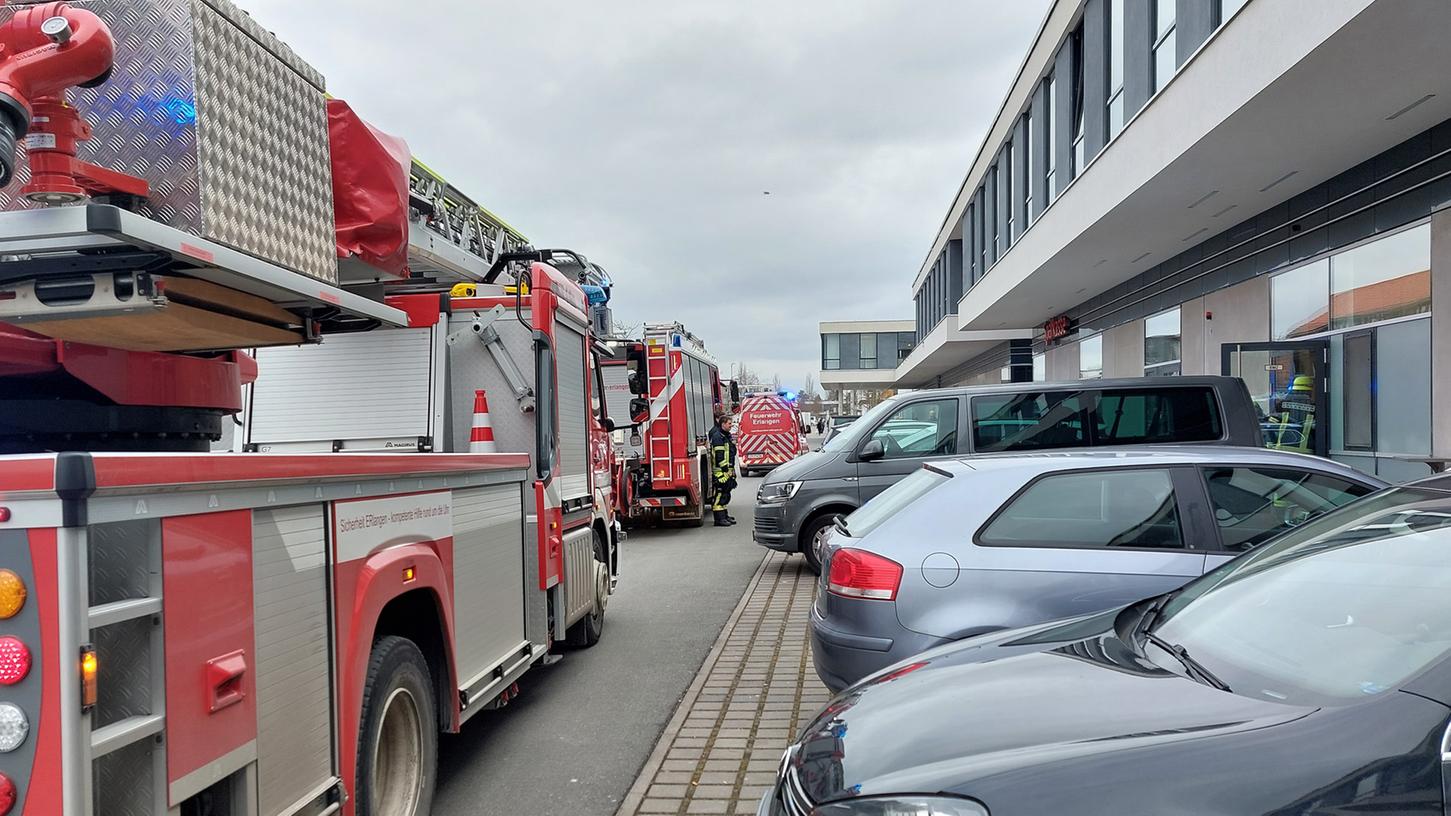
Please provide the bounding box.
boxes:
[581,284,608,306]
[673,335,682,348]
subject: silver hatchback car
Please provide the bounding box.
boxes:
[810,446,1386,691]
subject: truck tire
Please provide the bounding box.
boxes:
[568,529,609,647]
[801,513,842,576]
[356,636,437,816]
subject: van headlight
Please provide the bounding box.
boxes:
[757,481,801,504]
[811,796,989,815]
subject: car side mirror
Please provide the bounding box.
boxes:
[858,439,885,462]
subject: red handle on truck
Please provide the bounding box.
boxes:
[205,650,247,713]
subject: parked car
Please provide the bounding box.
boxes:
[754,376,1265,573]
[765,478,1451,816]
[810,446,1384,691]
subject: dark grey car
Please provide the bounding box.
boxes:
[811,446,1386,691]
[754,376,1265,573]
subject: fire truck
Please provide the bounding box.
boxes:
[601,323,736,526]
[0,1,622,814]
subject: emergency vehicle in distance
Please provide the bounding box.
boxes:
[736,390,809,476]
[601,323,738,526]
[0,2,622,814]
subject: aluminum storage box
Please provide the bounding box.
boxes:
[0,0,338,283]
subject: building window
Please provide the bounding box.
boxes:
[841,332,861,369]
[1032,352,1046,382]
[1079,334,1103,379]
[1270,225,1432,338]
[1045,76,1057,203]
[1024,113,1035,224]
[1342,331,1375,451]
[1000,366,1012,383]
[822,334,840,370]
[1329,225,1431,330]
[1219,0,1250,25]
[1144,307,1181,376]
[1005,141,1016,245]
[1152,0,1176,94]
[1271,260,1330,339]
[988,169,999,264]
[1071,25,1086,176]
[898,332,915,362]
[1107,0,1125,139]
[860,332,877,369]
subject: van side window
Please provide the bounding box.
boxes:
[971,391,1087,452]
[980,468,1185,550]
[866,399,958,459]
[1094,388,1221,444]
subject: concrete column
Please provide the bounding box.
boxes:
[1104,320,1145,378]
[1176,0,1214,65]
[1082,0,1109,160]
[1430,207,1451,461]
[1030,84,1049,221]
[1047,343,1079,381]
[1125,0,1153,114]
[1178,296,1206,375]
[1053,38,1075,193]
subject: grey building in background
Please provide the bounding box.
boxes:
[821,0,1451,481]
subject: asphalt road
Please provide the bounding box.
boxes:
[434,473,776,816]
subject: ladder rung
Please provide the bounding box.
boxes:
[88,597,162,629]
[91,713,164,758]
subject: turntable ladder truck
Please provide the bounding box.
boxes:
[0,1,619,814]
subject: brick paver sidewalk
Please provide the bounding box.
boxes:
[618,552,828,815]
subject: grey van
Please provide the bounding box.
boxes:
[752,376,1264,572]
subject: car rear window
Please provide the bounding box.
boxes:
[971,387,1222,452]
[843,466,951,539]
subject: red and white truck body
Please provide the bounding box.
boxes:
[601,323,728,525]
[736,393,807,475]
[0,0,621,812]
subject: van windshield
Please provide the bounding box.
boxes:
[821,397,901,453]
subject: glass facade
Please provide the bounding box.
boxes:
[1144,307,1182,377]
[1079,334,1103,379]
[1152,0,1176,94]
[821,332,916,371]
[1220,0,1250,23]
[1107,0,1125,139]
[1271,225,1431,338]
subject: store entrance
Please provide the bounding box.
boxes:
[1221,341,1330,457]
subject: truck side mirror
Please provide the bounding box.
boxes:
[858,439,885,462]
[603,417,617,433]
[629,397,649,423]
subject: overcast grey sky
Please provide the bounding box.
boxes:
[246,0,1050,390]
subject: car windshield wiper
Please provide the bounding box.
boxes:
[1134,589,1178,638]
[833,516,850,536]
[1143,631,1232,693]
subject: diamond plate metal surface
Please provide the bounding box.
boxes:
[93,739,157,816]
[0,0,338,282]
[87,521,153,607]
[92,616,155,729]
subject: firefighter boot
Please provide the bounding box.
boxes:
[714,510,732,526]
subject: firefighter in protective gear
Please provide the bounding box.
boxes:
[709,409,738,527]
[1270,374,1316,452]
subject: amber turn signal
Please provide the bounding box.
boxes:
[0,571,24,620]
[80,645,97,711]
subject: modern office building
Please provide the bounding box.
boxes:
[821,0,1451,479]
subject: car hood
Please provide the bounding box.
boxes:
[762,448,839,482]
[789,624,1315,805]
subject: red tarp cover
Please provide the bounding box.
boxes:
[328,99,411,278]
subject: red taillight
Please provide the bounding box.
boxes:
[0,638,29,685]
[827,548,903,601]
[0,772,14,814]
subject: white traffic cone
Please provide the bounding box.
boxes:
[470,389,498,453]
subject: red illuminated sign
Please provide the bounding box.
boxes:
[1043,314,1074,344]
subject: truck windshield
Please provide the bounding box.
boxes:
[843,466,950,539]
[1152,487,1451,704]
[821,398,900,453]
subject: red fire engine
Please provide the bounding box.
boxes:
[0,2,621,814]
[601,323,736,526]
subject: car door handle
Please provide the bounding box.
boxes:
[843,476,858,482]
